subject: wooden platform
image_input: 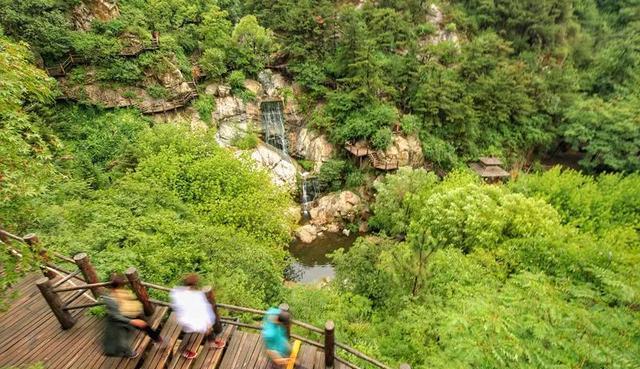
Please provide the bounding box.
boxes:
[0,274,340,369]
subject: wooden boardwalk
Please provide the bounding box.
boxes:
[0,274,337,369]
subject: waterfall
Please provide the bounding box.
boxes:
[301,173,319,218]
[261,101,288,154]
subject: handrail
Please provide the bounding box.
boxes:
[15,234,404,369]
[52,270,81,288]
[63,301,104,311]
[216,303,324,334]
[0,229,25,243]
[336,342,393,369]
[142,280,387,369]
[53,281,110,293]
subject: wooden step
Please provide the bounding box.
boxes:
[191,323,237,369]
[139,312,182,369]
[100,306,169,369]
[168,331,205,369]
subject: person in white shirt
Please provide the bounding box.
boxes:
[170,274,225,359]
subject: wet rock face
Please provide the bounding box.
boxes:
[249,143,298,189]
[295,128,335,172]
[73,0,120,31]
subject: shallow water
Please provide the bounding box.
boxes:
[287,232,357,283]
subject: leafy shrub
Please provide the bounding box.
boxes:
[371,127,393,150]
[68,67,88,86]
[232,132,259,150]
[345,170,365,189]
[298,159,315,172]
[146,84,169,99]
[200,48,227,78]
[399,114,420,135]
[228,70,246,93]
[417,22,437,36]
[97,59,143,84]
[193,95,216,124]
[318,159,347,192]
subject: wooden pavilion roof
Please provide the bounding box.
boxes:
[470,163,510,178]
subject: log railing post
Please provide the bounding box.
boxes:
[204,286,223,335]
[24,233,55,279]
[36,277,75,329]
[125,267,154,316]
[74,253,101,298]
[399,363,411,369]
[324,320,335,368]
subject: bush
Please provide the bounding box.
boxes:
[346,170,365,189]
[298,159,315,172]
[371,127,393,150]
[146,84,170,99]
[228,70,246,93]
[318,159,347,192]
[193,95,216,125]
[97,59,143,84]
[400,114,420,135]
[232,132,259,150]
[200,48,227,78]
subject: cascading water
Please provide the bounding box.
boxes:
[300,173,319,218]
[261,101,287,154]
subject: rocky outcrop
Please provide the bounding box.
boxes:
[59,58,193,112]
[295,128,335,172]
[373,134,424,169]
[421,4,460,47]
[344,134,424,170]
[295,191,364,243]
[296,224,319,244]
[212,95,250,146]
[72,0,120,31]
[249,144,298,189]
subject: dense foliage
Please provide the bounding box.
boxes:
[0,34,296,307]
[2,0,637,171]
[289,168,640,368]
[1,1,639,368]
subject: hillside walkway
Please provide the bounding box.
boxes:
[0,273,332,369]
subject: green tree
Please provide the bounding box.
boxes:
[231,15,277,75]
[563,96,640,172]
[0,35,58,229]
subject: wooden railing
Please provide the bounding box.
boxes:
[1,230,408,369]
[140,87,198,114]
[45,32,160,77]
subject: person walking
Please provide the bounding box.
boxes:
[262,307,292,368]
[103,274,164,358]
[170,274,225,359]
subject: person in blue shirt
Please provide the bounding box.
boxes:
[262,307,292,368]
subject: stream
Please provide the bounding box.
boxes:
[287,232,357,283]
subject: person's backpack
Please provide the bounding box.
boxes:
[112,289,143,318]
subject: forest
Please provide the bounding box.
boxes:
[0,0,639,368]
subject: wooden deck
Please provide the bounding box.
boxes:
[0,274,338,369]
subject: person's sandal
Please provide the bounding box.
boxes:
[126,350,140,359]
[209,338,226,349]
[182,350,198,359]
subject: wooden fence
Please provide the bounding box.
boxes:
[45,32,160,77]
[1,229,408,369]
